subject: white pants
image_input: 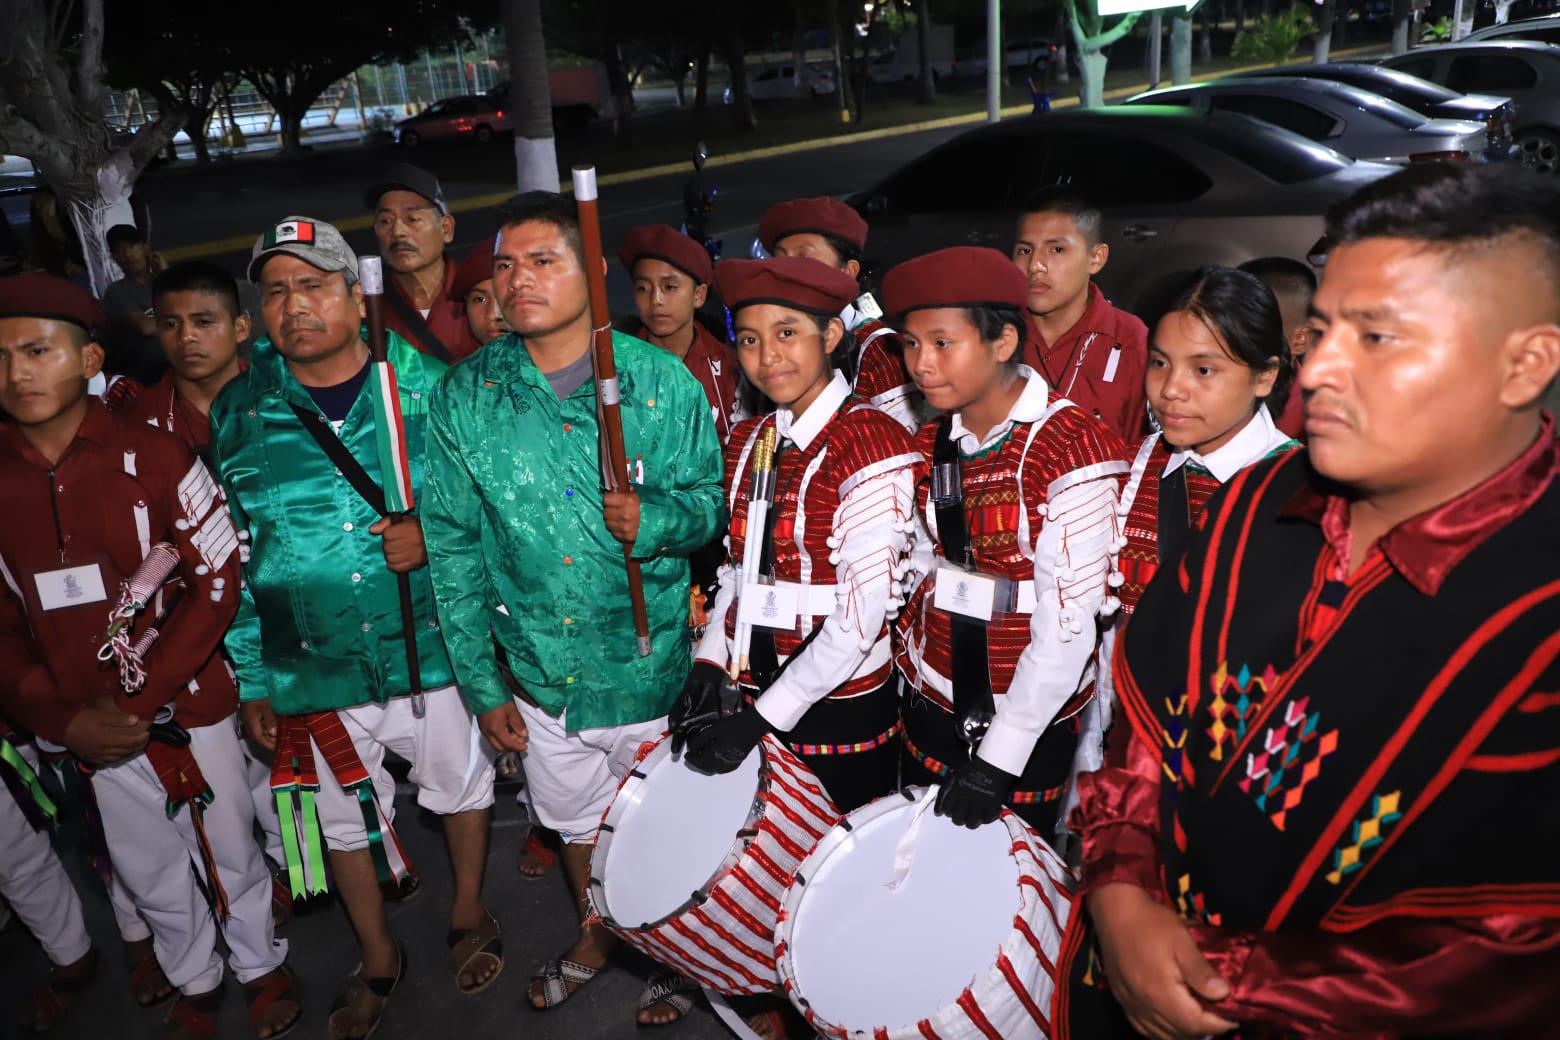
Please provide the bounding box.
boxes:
[0,743,92,966]
[92,715,287,994]
[311,687,495,853]
[516,698,667,845]
[108,871,152,943]
[242,733,285,867]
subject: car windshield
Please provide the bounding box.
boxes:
[1195,118,1353,183]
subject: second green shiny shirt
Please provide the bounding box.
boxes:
[422,331,724,731]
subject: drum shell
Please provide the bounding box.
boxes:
[774,795,1076,1038]
[590,734,842,995]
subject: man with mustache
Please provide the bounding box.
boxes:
[208,217,501,1039]
[421,191,722,1026]
[366,164,481,362]
[1058,162,1560,1038]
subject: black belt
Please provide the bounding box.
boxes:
[931,415,996,752]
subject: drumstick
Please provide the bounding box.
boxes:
[732,425,778,679]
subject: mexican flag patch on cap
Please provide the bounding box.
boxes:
[264,221,316,247]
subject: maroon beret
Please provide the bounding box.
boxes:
[758,197,869,254]
[881,247,1030,318]
[0,273,107,338]
[617,224,714,285]
[715,257,859,317]
[450,243,496,300]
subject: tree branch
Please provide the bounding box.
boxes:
[74,0,107,117]
[124,106,187,172]
[1090,10,1143,49]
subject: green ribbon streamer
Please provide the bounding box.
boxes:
[0,740,58,825]
[354,783,394,885]
[275,792,308,899]
[299,789,327,895]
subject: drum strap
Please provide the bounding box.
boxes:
[932,415,997,752]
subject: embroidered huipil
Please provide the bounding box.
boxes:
[423,331,724,731]
[897,366,1128,775]
[697,372,922,730]
[1065,420,1560,1037]
[0,402,241,742]
[208,330,456,715]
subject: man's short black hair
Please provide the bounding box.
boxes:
[1327,163,1560,315]
[494,191,584,263]
[106,224,146,250]
[153,261,242,319]
[1238,256,1317,305]
[1017,186,1103,246]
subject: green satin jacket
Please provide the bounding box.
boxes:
[208,330,456,715]
[423,331,724,731]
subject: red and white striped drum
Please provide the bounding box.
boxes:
[589,733,842,995]
[775,789,1075,1039]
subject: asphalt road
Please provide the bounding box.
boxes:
[135,121,969,315]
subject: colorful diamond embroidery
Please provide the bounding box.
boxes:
[1161,692,1189,788]
[1207,662,1276,762]
[1174,873,1223,927]
[1239,697,1339,830]
[1326,791,1403,884]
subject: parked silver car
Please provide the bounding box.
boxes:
[847,107,1397,314]
[1227,63,1516,160]
[1126,77,1492,164]
[1465,13,1560,45]
[1381,41,1560,173]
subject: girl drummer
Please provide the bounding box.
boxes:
[885,246,1129,838]
[676,256,923,814]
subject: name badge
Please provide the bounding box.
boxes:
[854,292,884,321]
[33,564,108,611]
[1102,346,1122,384]
[933,562,997,621]
[738,580,800,630]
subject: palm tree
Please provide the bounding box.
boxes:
[504,0,558,191]
[1231,4,1315,65]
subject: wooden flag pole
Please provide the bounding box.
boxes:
[572,165,652,658]
[359,256,426,713]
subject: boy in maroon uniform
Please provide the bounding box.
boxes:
[1012,188,1149,443]
[0,274,299,1040]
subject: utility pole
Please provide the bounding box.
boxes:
[987,0,1001,123]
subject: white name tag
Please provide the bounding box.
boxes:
[854,292,884,321]
[33,564,108,611]
[738,580,800,630]
[1102,346,1122,384]
[933,562,997,621]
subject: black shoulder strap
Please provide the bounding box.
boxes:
[382,283,454,364]
[286,402,388,517]
[932,415,997,751]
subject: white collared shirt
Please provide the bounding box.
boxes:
[1161,404,1292,484]
[947,366,1052,455]
[775,371,852,451]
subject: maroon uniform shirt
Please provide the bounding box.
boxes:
[0,401,241,742]
[1026,282,1149,444]
[684,321,740,445]
[382,252,482,362]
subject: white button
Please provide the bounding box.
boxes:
[361,622,372,632]
[343,522,354,532]
[299,641,309,650]
[352,572,362,583]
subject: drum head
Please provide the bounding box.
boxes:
[599,742,762,929]
[787,795,1018,1027]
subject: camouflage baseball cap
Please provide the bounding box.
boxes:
[248,216,357,283]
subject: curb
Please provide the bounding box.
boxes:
[163,44,1384,263]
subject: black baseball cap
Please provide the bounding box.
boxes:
[364,163,449,216]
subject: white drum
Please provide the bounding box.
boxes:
[775,788,1074,1038]
[590,733,842,995]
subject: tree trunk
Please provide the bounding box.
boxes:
[1495,0,1515,22]
[694,49,710,126]
[829,0,853,121]
[722,11,757,131]
[917,0,937,103]
[1078,48,1108,106]
[188,107,214,163]
[1313,0,1336,61]
[63,153,138,295]
[1236,0,1246,33]
[503,0,558,192]
[1391,0,1412,52]
[603,42,635,146]
[793,6,808,93]
[1055,8,1073,83]
[1171,13,1194,83]
[278,108,305,153]
[1200,5,1214,62]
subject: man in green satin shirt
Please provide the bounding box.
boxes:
[210,218,500,1037]
[422,192,723,1021]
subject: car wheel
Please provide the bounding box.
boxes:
[400,129,421,149]
[1513,127,1560,175]
[475,123,495,144]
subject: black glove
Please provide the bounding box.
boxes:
[934,755,1017,829]
[683,708,769,775]
[669,661,727,758]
